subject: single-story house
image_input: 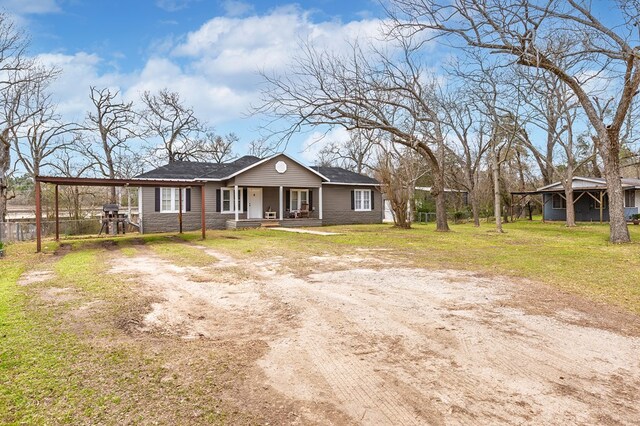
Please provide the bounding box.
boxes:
[536,177,640,222]
[134,153,382,232]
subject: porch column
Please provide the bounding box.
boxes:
[178,188,183,234]
[201,184,206,239]
[599,190,604,224]
[279,186,283,220]
[234,185,239,221]
[138,187,143,234]
[55,184,59,241]
[318,186,323,220]
[36,179,41,252]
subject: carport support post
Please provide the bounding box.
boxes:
[178,188,183,234]
[279,186,283,220]
[55,184,59,241]
[35,179,41,252]
[200,184,206,239]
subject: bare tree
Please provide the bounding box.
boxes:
[51,147,98,220]
[195,131,238,163]
[86,86,138,202]
[258,40,452,231]
[0,14,54,221]
[11,72,77,178]
[441,88,490,226]
[317,129,378,173]
[140,88,203,163]
[375,144,428,228]
[388,0,640,242]
[247,138,276,158]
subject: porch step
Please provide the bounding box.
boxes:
[261,220,280,228]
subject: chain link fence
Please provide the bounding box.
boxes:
[0,220,103,243]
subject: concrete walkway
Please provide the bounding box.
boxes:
[269,227,343,236]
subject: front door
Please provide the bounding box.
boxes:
[248,188,263,219]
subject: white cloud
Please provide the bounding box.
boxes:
[0,0,60,14]
[36,52,125,121]
[299,127,350,164]
[172,8,385,77]
[30,6,388,154]
[222,0,254,17]
[155,0,197,12]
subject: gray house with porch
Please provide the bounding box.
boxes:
[538,177,640,222]
[134,153,382,232]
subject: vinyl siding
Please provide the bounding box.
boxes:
[321,185,382,225]
[140,183,247,233]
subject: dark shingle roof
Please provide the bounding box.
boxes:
[311,166,378,185]
[135,156,262,180]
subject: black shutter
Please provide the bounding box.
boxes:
[154,188,160,212]
[308,190,313,210]
[216,189,221,212]
[370,190,374,210]
[243,189,248,212]
[185,188,191,212]
[351,190,355,210]
[286,190,291,210]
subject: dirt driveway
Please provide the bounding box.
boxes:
[109,244,640,425]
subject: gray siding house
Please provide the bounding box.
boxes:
[134,153,382,232]
[539,177,640,222]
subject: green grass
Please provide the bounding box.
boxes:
[0,236,250,425]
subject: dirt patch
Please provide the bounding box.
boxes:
[104,246,640,425]
[39,287,78,303]
[17,270,55,286]
[54,243,72,256]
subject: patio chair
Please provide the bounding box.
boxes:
[299,203,310,218]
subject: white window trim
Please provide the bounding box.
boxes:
[354,189,372,211]
[551,193,566,210]
[220,187,244,214]
[624,190,636,208]
[160,188,186,213]
[289,189,309,210]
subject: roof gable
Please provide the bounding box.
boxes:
[229,154,325,187]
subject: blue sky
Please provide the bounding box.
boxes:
[1,0,388,163]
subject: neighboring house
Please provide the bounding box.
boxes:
[538,177,640,222]
[134,153,382,232]
[383,186,468,223]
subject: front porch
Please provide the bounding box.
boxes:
[226,218,323,230]
[224,185,323,222]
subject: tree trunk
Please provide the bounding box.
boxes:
[433,135,449,232]
[605,166,630,243]
[565,187,575,227]
[603,131,630,243]
[0,138,10,223]
[470,190,480,227]
[491,149,503,233]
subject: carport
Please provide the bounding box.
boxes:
[34,176,207,252]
